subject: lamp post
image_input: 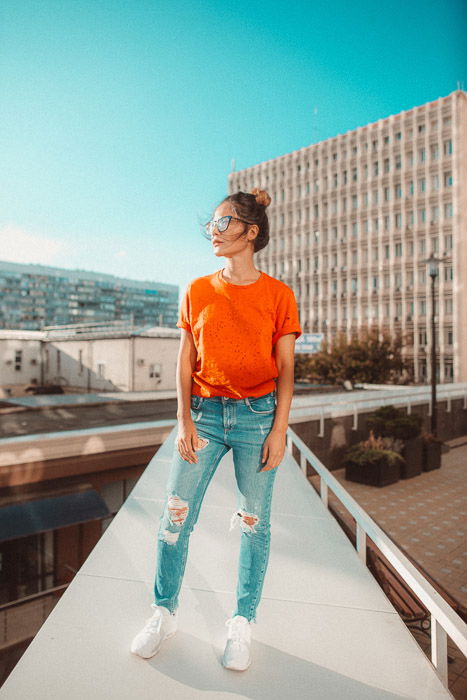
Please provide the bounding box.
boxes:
[425,253,441,435]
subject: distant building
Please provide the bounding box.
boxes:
[230,89,467,383]
[0,260,178,330]
[0,322,180,393]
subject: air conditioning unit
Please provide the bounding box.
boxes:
[136,358,145,367]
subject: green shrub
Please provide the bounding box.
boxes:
[367,405,422,440]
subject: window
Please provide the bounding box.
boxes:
[395,242,402,257]
[444,266,453,282]
[418,208,426,224]
[97,363,105,378]
[395,213,402,229]
[351,194,358,209]
[384,244,390,259]
[444,171,452,187]
[15,349,22,371]
[395,183,402,198]
[384,186,391,201]
[79,349,84,375]
[444,233,453,250]
[409,180,414,195]
[419,147,425,163]
[430,143,439,160]
[447,330,453,345]
[395,154,402,169]
[407,151,414,166]
[418,124,425,134]
[419,299,426,315]
[444,202,453,218]
[384,158,390,173]
[418,177,426,193]
[351,221,358,237]
[431,174,439,191]
[431,206,439,223]
[431,236,439,252]
[445,298,453,314]
[373,161,379,176]
[395,131,402,140]
[443,139,452,156]
[419,238,426,254]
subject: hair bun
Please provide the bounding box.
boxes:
[250,188,271,208]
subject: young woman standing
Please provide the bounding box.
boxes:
[131,188,301,670]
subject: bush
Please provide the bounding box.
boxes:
[367,405,422,441]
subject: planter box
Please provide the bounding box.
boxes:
[345,456,402,487]
[423,441,442,471]
[401,437,423,479]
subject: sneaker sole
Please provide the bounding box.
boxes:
[222,657,251,671]
[131,628,177,659]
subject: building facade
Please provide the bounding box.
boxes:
[0,323,180,393]
[0,261,179,331]
[229,89,467,383]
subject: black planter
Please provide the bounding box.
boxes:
[345,455,402,487]
[423,441,442,471]
[401,437,424,479]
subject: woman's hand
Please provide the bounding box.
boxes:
[260,428,286,471]
[176,417,204,463]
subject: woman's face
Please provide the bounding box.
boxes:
[209,201,258,258]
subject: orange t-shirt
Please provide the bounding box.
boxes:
[176,269,302,398]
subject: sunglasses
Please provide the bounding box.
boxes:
[203,215,255,239]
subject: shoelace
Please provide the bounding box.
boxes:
[225,617,249,646]
[145,610,163,632]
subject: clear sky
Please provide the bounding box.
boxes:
[0,0,465,297]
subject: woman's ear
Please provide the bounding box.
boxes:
[248,225,259,241]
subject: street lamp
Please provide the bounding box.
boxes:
[424,252,444,435]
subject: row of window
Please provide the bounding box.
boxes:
[303,297,454,319]
[274,171,453,203]
[264,229,453,257]
[271,201,454,232]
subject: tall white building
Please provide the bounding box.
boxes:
[229,89,467,384]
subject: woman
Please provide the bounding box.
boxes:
[131,188,302,671]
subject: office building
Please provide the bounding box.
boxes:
[0,260,178,331]
[229,89,467,383]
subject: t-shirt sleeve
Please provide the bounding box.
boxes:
[176,284,192,332]
[272,285,302,345]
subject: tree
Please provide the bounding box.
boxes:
[296,327,409,384]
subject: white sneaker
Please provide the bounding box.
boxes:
[130,604,177,659]
[222,615,252,671]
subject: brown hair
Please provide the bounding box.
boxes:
[220,188,271,253]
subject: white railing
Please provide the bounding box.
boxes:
[285,425,467,690]
[290,381,467,432]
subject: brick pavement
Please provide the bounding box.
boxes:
[309,436,467,699]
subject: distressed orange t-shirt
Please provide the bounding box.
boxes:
[176,268,302,398]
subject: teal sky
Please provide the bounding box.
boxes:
[0,0,465,296]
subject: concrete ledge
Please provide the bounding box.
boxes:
[0,427,451,698]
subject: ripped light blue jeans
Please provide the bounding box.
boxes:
[154,390,278,623]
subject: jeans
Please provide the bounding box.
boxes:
[154,390,278,623]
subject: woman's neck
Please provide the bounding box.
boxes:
[222,258,260,284]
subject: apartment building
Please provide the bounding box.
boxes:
[229,89,467,383]
[0,260,179,331]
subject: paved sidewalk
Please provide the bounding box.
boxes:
[312,437,467,608]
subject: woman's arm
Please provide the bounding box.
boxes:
[175,329,201,463]
[260,333,296,471]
